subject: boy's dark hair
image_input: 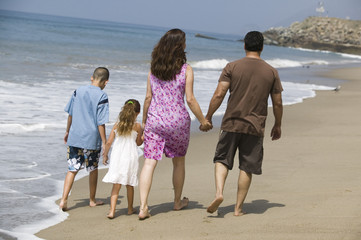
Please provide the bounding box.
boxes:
[93,67,109,82]
[244,31,264,52]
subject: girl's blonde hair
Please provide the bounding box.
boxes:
[116,99,140,136]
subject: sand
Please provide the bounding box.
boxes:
[36,67,361,240]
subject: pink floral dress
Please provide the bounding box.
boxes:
[144,64,191,160]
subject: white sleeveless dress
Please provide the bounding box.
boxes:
[102,130,139,186]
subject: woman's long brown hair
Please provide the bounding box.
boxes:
[151,29,186,81]
[116,99,140,136]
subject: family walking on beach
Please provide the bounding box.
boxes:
[59,29,283,220]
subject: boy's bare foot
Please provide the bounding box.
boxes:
[59,200,68,211]
[206,196,223,213]
[127,208,137,215]
[89,200,104,207]
[173,197,189,210]
[138,207,150,220]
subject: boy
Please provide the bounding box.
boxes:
[59,67,110,211]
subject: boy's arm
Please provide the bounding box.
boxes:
[64,115,72,144]
[103,124,116,165]
[98,124,107,154]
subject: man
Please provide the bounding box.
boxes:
[203,31,283,216]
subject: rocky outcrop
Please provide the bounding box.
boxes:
[263,17,361,55]
[195,33,218,40]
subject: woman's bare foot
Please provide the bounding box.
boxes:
[173,197,189,210]
[206,196,223,213]
[59,200,68,211]
[138,207,150,220]
[89,200,104,207]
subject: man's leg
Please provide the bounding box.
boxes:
[59,171,78,211]
[234,170,252,216]
[172,156,189,210]
[207,162,229,213]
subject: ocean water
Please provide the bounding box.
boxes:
[1,9,361,239]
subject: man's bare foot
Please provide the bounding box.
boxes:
[234,211,246,216]
[234,207,246,216]
[138,207,150,220]
[107,212,115,219]
[127,208,137,215]
[207,196,223,213]
[89,200,104,207]
[59,200,68,211]
[173,197,189,210]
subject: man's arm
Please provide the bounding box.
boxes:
[270,92,283,141]
[205,81,230,123]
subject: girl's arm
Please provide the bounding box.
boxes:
[134,122,144,146]
[142,72,152,127]
[103,124,116,165]
[185,65,212,131]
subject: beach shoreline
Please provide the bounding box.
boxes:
[34,66,361,240]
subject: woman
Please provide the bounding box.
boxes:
[139,29,212,220]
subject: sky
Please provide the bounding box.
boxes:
[0,0,360,35]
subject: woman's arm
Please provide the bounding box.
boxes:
[185,65,212,130]
[142,72,152,127]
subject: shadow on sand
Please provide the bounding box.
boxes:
[208,199,285,218]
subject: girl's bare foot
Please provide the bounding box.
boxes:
[206,196,223,213]
[59,200,68,211]
[173,197,189,210]
[89,200,104,207]
[138,207,150,220]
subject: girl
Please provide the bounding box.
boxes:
[102,99,143,219]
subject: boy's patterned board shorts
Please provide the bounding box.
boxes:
[67,146,100,172]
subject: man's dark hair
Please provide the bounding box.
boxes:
[244,31,264,52]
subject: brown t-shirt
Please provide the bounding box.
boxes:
[220,57,283,137]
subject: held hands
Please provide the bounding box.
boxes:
[102,154,109,165]
[199,118,213,132]
[102,143,108,165]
